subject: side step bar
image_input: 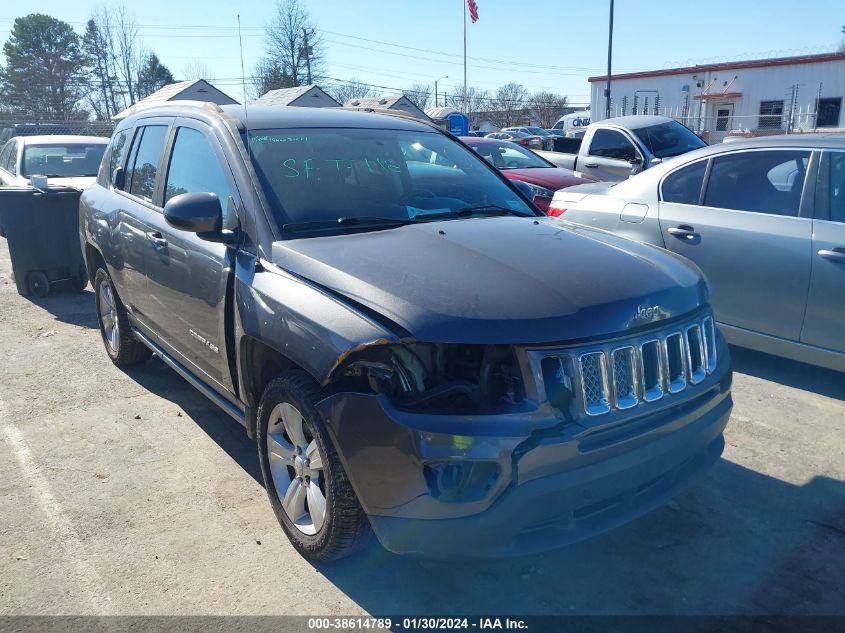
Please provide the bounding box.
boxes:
[133,329,246,425]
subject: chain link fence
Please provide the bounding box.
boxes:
[0,120,115,145]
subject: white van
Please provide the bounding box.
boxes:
[551,110,591,137]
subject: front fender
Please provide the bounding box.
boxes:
[234,251,400,386]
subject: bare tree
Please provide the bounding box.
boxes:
[264,0,324,86]
[528,91,569,128]
[114,5,140,106]
[326,77,374,104]
[491,82,528,127]
[839,25,845,52]
[181,59,214,81]
[252,58,292,98]
[82,9,122,119]
[405,83,433,111]
[448,84,491,129]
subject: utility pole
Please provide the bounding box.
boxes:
[434,75,448,108]
[605,0,615,119]
[463,1,468,113]
[301,28,313,85]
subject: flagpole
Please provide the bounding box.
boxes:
[463,0,468,114]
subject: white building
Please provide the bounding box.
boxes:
[112,80,238,121]
[344,95,429,120]
[253,85,340,108]
[589,52,845,142]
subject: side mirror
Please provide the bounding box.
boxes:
[164,192,222,234]
[512,179,535,200]
[112,166,125,189]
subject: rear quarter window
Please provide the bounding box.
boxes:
[661,160,707,205]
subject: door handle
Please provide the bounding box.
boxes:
[145,231,167,249]
[583,162,598,168]
[668,225,699,239]
[818,248,845,264]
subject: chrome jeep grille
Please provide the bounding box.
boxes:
[579,352,610,416]
[539,314,717,417]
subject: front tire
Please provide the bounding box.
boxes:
[94,267,152,367]
[257,371,370,561]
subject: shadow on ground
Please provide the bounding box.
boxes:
[27,286,100,329]
[122,357,263,485]
[112,348,845,616]
[729,346,845,402]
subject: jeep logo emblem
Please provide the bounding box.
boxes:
[635,305,661,321]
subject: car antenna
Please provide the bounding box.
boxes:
[237,14,252,162]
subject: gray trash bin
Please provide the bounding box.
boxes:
[0,185,86,297]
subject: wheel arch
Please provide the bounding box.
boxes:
[238,336,316,439]
[84,242,107,284]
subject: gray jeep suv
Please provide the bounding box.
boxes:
[80,102,732,560]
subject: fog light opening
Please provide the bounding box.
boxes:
[424,461,501,503]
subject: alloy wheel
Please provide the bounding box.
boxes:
[266,402,327,535]
[98,280,120,352]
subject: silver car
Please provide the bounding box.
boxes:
[550,134,845,372]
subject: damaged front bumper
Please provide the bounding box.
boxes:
[315,353,732,557]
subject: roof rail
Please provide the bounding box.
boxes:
[112,100,226,122]
[338,106,431,123]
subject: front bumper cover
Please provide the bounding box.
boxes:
[315,343,732,557]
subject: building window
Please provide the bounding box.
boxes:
[817,97,842,128]
[758,100,784,130]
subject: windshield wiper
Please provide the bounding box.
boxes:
[422,205,533,219]
[282,215,419,234]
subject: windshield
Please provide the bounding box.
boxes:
[248,128,536,233]
[633,121,706,159]
[468,141,552,170]
[526,127,550,136]
[21,143,106,177]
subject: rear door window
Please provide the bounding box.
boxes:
[820,151,845,223]
[125,125,168,203]
[661,160,707,205]
[703,150,811,216]
[588,129,637,161]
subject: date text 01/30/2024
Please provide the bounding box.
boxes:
[306,617,528,630]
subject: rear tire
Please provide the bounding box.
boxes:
[257,370,371,561]
[94,267,151,367]
[27,271,50,298]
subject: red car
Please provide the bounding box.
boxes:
[461,136,594,212]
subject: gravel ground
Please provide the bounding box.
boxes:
[0,237,843,617]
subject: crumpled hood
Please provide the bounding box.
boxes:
[271,216,708,344]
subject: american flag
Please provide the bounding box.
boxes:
[467,0,479,23]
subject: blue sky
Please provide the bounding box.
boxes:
[2,0,842,105]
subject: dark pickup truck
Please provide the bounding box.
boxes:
[79,102,732,560]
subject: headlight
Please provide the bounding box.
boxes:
[526,183,556,199]
[338,343,526,413]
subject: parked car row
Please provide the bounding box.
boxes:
[3,101,842,566]
[0,102,726,562]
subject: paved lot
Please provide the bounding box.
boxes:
[0,237,843,617]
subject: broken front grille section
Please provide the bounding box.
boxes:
[546,314,717,417]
